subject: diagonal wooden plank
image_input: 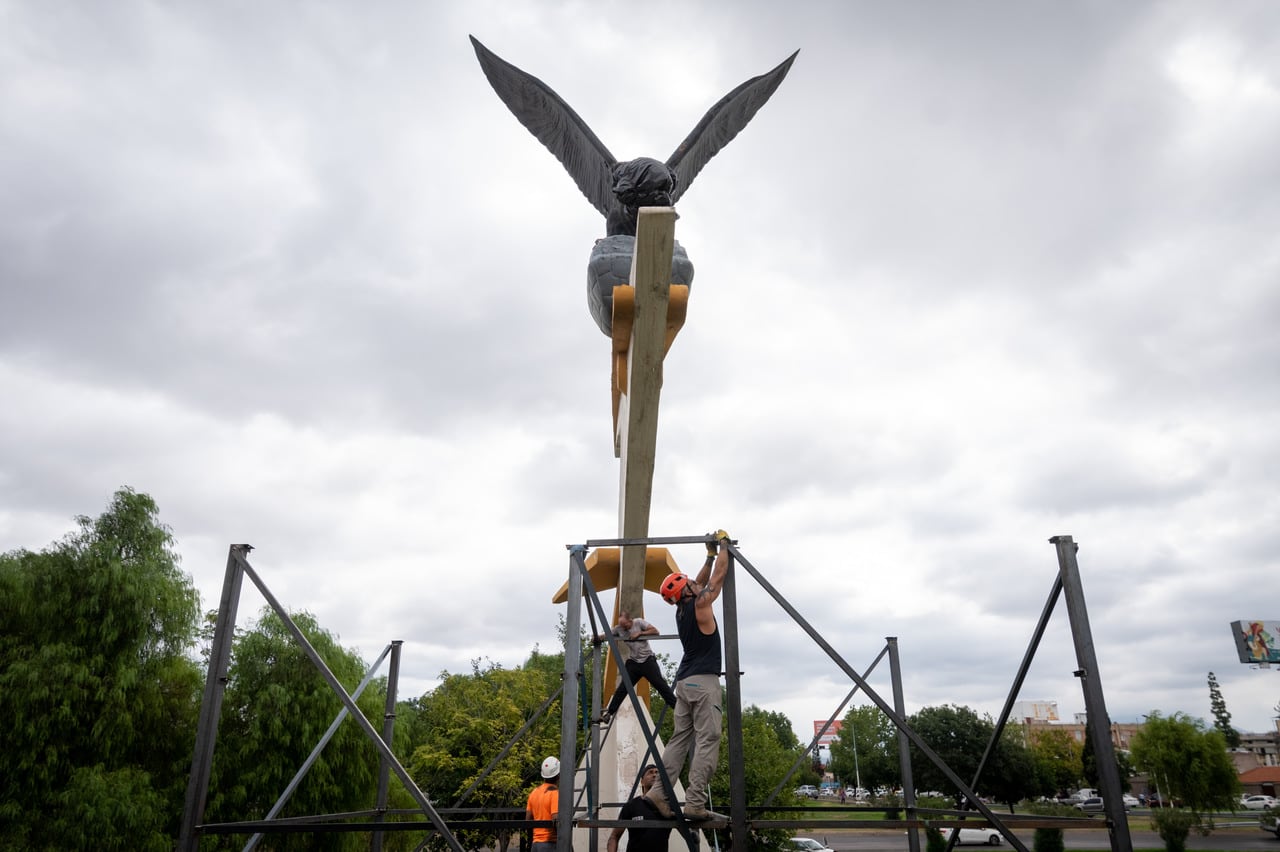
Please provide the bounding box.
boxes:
[616,207,676,619]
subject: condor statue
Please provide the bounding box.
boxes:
[470,36,797,335]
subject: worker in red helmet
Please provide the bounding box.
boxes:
[646,530,732,824]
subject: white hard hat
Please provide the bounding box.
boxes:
[541,756,561,779]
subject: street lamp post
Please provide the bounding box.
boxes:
[852,725,862,796]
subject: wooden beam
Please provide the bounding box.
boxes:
[615,207,677,620]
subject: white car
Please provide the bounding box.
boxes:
[1243,795,1279,810]
[792,838,834,852]
[954,827,1002,845]
[1122,794,1139,809]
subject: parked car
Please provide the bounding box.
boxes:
[794,785,819,799]
[792,838,834,852]
[1073,797,1105,813]
[954,827,1002,846]
[1072,795,1137,812]
[1243,795,1279,810]
[1261,812,1280,839]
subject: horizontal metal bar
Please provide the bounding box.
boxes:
[576,534,728,548]
[591,633,679,643]
[203,814,1098,836]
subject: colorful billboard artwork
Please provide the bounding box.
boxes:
[1230,620,1280,664]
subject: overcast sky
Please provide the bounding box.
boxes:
[3,1,1279,747]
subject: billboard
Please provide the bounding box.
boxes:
[1230,620,1280,664]
[813,720,842,747]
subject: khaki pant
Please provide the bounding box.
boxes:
[647,673,722,811]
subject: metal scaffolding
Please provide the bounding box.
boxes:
[557,533,1134,852]
[176,533,1132,852]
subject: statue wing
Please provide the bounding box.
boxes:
[666,50,799,203]
[470,36,617,219]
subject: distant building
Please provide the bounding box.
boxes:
[812,720,842,749]
[1013,701,1059,722]
[1237,730,1280,768]
[1023,716,1143,751]
[1239,765,1280,798]
[1015,703,1280,793]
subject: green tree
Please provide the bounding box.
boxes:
[1206,672,1241,748]
[828,704,900,793]
[1130,711,1239,815]
[1027,726,1084,796]
[907,704,991,800]
[1115,749,1135,792]
[203,608,384,851]
[755,706,802,751]
[707,705,800,851]
[0,488,203,851]
[401,649,567,852]
[983,729,1043,806]
[906,705,1042,805]
[1081,719,1098,790]
[1080,721,1133,794]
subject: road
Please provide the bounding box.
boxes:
[808,825,1279,851]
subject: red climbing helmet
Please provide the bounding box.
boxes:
[660,572,689,604]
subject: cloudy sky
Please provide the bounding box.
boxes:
[3,1,1279,745]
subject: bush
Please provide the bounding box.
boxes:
[1022,799,1076,852]
[1151,808,1203,852]
[924,826,946,852]
[884,793,901,820]
[1032,827,1065,852]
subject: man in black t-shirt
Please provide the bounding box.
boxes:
[607,765,671,852]
[646,531,731,824]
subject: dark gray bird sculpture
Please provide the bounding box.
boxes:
[470,36,798,333]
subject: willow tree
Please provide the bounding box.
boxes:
[0,488,203,851]
[1130,711,1239,814]
[203,608,384,852]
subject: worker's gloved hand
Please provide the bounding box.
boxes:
[714,529,730,542]
[705,535,719,557]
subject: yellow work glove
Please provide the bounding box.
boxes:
[705,535,718,558]
[714,529,730,542]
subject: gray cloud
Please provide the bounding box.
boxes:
[3,1,1279,745]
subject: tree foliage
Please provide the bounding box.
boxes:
[1027,726,1084,795]
[406,653,564,804]
[0,488,202,851]
[1206,672,1240,748]
[1130,711,1239,814]
[908,705,993,796]
[828,704,900,793]
[397,648,568,852]
[1151,808,1205,852]
[754,706,802,752]
[905,704,1042,805]
[707,704,802,851]
[203,607,386,851]
[1079,720,1132,793]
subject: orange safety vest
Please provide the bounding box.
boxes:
[527,782,559,843]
